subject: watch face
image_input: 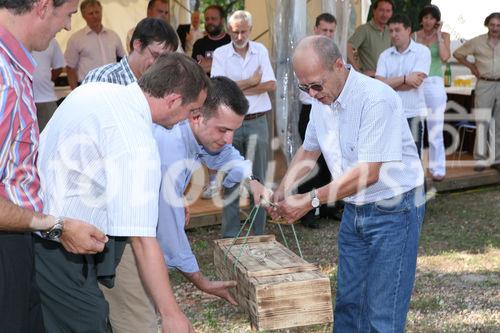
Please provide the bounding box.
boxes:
[49,228,62,240]
[312,197,320,208]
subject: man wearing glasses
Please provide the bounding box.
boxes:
[84,18,178,85]
[270,36,425,332]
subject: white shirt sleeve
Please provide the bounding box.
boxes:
[375,50,388,78]
[51,40,65,69]
[303,104,321,152]
[64,34,80,69]
[210,47,225,77]
[413,46,431,76]
[259,45,276,82]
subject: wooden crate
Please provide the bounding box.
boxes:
[213,235,333,331]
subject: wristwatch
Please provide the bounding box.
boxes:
[310,189,320,208]
[41,217,65,241]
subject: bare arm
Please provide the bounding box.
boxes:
[347,43,361,71]
[181,271,238,306]
[51,68,63,83]
[453,53,480,78]
[438,31,451,63]
[66,66,78,90]
[242,80,276,96]
[130,236,194,333]
[0,197,107,253]
[273,161,382,223]
[376,72,427,90]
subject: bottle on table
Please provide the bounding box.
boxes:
[444,63,452,87]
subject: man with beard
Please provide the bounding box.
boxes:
[192,4,231,74]
[211,10,276,238]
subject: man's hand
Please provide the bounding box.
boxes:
[363,69,376,77]
[468,64,480,78]
[60,218,108,254]
[267,188,285,219]
[405,72,426,88]
[184,203,190,228]
[248,180,272,207]
[249,66,262,86]
[276,193,311,224]
[196,55,212,73]
[161,310,194,333]
[200,279,238,306]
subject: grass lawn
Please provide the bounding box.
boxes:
[171,185,500,332]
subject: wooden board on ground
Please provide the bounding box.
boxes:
[213,235,333,331]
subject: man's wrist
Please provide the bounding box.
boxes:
[30,213,57,231]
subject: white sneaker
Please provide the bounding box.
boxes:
[201,181,219,199]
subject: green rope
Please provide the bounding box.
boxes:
[223,205,259,268]
[276,223,289,248]
[291,224,303,258]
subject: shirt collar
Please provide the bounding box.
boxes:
[84,25,108,35]
[332,65,355,110]
[229,41,256,57]
[120,57,135,78]
[390,39,416,55]
[368,19,388,33]
[178,120,204,157]
[0,25,36,78]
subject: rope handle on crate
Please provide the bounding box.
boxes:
[223,202,303,274]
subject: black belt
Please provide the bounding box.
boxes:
[244,112,267,121]
[479,77,500,82]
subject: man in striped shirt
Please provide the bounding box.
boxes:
[84,17,178,85]
[0,1,108,332]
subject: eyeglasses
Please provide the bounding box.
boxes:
[147,46,161,60]
[297,81,324,93]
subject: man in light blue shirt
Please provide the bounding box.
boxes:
[272,36,425,332]
[154,76,267,280]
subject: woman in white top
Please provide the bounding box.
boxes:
[414,4,451,181]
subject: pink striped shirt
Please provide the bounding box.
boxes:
[0,25,42,212]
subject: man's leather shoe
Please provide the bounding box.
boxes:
[474,165,486,172]
[491,163,500,171]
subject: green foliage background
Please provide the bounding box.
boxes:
[367,0,432,31]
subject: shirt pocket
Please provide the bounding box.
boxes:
[341,140,357,170]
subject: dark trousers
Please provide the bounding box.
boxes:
[0,232,44,333]
[34,237,109,333]
[298,104,342,217]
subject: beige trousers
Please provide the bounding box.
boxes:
[473,80,500,163]
[99,243,160,333]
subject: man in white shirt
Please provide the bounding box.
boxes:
[65,0,125,89]
[211,10,276,238]
[271,36,425,332]
[376,14,431,157]
[35,53,209,333]
[32,38,65,131]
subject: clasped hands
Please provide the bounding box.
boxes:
[249,182,311,224]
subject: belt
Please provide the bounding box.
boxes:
[479,77,500,82]
[244,112,267,121]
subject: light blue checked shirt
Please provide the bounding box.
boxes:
[153,122,251,272]
[304,67,424,205]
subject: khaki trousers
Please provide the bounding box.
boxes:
[100,243,160,333]
[473,80,500,163]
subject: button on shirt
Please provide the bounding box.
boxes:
[211,41,276,114]
[38,82,161,236]
[153,122,251,272]
[0,25,42,212]
[303,68,424,205]
[376,40,431,118]
[65,26,126,82]
[453,34,500,79]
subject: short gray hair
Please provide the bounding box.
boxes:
[228,10,252,27]
[312,36,342,70]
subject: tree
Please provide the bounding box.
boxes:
[198,0,245,17]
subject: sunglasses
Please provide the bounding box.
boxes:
[297,81,324,93]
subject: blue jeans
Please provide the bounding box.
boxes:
[333,187,425,333]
